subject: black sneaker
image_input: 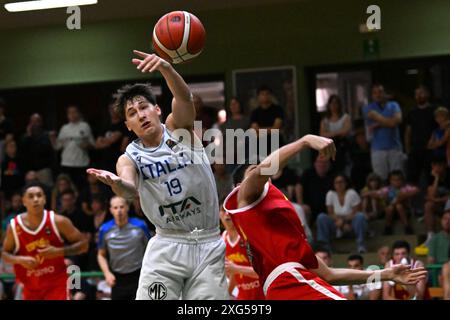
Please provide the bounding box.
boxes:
[405,226,414,235]
[383,226,393,235]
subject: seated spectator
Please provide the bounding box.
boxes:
[377,245,391,266]
[362,84,404,181]
[51,174,78,212]
[424,156,450,243]
[1,140,24,200]
[443,247,450,300]
[315,248,333,267]
[383,240,430,300]
[1,193,24,241]
[51,105,95,191]
[316,174,368,253]
[320,95,351,172]
[361,173,385,220]
[334,254,382,300]
[80,173,111,215]
[379,170,419,235]
[349,127,372,192]
[427,211,450,265]
[298,155,334,222]
[427,107,450,160]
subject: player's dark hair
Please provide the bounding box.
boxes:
[388,170,404,181]
[21,182,46,196]
[231,158,261,186]
[256,85,273,95]
[347,254,364,264]
[392,240,410,253]
[113,83,157,120]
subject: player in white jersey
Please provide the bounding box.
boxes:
[87,51,228,300]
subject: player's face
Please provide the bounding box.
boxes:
[348,259,363,270]
[219,209,233,230]
[392,248,409,264]
[125,96,161,138]
[22,187,46,212]
[110,197,129,224]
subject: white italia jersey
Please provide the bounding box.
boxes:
[125,125,219,232]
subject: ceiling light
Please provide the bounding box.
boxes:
[5,0,98,12]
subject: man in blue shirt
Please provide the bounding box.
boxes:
[362,84,405,181]
[97,196,151,300]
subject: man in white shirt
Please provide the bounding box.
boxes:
[52,105,95,190]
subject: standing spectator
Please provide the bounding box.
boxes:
[298,155,334,222]
[95,104,128,173]
[426,211,450,264]
[404,85,436,184]
[250,85,285,156]
[423,156,450,244]
[383,240,429,300]
[20,113,55,187]
[320,95,351,172]
[362,84,404,181]
[51,174,78,213]
[380,170,419,235]
[361,173,385,220]
[349,127,372,192]
[334,254,381,300]
[1,140,25,199]
[316,174,368,253]
[427,107,450,160]
[213,163,233,203]
[97,196,151,300]
[52,105,94,191]
[0,98,14,163]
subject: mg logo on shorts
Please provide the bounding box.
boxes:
[148,282,167,300]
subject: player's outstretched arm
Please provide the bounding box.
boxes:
[37,216,88,259]
[132,50,195,130]
[1,225,39,269]
[313,255,428,286]
[87,155,138,200]
[238,135,335,205]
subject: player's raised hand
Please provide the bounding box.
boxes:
[86,168,122,188]
[389,264,428,285]
[37,245,64,259]
[301,134,336,161]
[132,50,170,73]
[19,256,39,269]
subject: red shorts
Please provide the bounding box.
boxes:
[22,277,68,300]
[265,266,346,300]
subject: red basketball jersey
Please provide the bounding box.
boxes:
[10,210,67,291]
[223,182,318,285]
[222,231,265,300]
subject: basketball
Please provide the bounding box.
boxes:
[152,11,205,64]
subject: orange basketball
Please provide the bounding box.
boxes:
[152,11,206,64]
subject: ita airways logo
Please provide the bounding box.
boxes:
[148,282,167,300]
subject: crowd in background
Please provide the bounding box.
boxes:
[0,82,449,300]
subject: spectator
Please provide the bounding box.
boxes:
[405,85,436,184]
[427,211,450,264]
[316,174,368,253]
[94,104,128,173]
[424,156,450,244]
[379,170,419,235]
[349,127,372,192]
[250,85,285,156]
[362,84,404,181]
[52,105,94,191]
[291,201,313,244]
[334,254,381,300]
[1,140,25,199]
[383,240,429,300]
[213,163,233,203]
[1,193,24,240]
[51,174,78,213]
[298,155,334,222]
[320,95,351,172]
[443,247,450,300]
[377,245,391,266]
[20,113,55,187]
[80,173,111,215]
[193,94,216,131]
[315,248,333,267]
[427,107,450,160]
[361,173,385,220]
[97,196,151,300]
[0,98,14,163]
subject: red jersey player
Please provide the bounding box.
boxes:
[223,134,428,300]
[1,183,88,300]
[220,206,265,300]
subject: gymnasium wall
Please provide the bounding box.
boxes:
[1,0,450,138]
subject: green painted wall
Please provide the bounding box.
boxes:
[1,0,450,139]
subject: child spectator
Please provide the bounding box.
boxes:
[361,173,385,220]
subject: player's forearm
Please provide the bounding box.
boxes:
[234,265,259,279]
[159,66,193,104]
[326,267,391,285]
[112,179,138,200]
[1,251,23,265]
[64,238,89,256]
